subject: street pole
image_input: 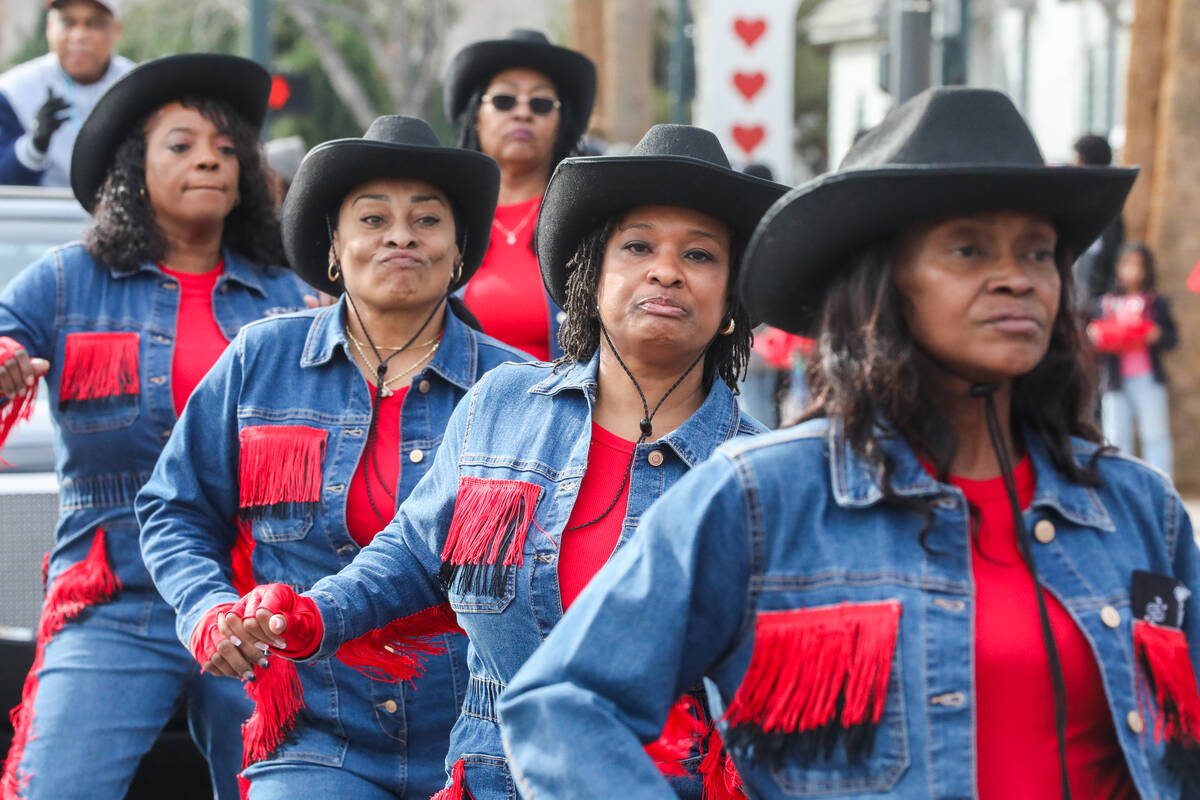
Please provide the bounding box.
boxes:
[668,0,694,124]
[889,0,932,104]
[249,0,272,69]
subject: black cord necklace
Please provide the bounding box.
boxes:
[970,382,1072,800]
[564,322,713,533]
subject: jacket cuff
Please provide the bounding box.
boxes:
[15,133,48,171]
[178,590,242,650]
[297,589,343,663]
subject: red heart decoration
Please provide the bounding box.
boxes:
[732,124,765,156]
[733,71,766,101]
[734,18,767,48]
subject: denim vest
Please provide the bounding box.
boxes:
[298,355,765,786]
[136,299,527,769]
[498,418,1200,800]
[0,242,308,590]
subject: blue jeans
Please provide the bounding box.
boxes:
[1102,372,1173,477]
[12,589,251,799]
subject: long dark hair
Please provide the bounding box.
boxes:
[800,239,1105,506]
[84,96,284,273]
[554,216,752,392]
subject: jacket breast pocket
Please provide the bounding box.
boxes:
[730,599,910,796]
[440,476,539,615]
[58,331,141,434]
[254,514,314,543]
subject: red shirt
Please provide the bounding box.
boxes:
[161,263,228,416]
[558,423,636,610]
[953,458,1135,800]
[463,195,550,361]
[346,384,409,547]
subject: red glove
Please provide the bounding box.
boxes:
[188,602,237,665]
[232,583,323,659]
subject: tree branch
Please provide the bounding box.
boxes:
[281,1,378,129]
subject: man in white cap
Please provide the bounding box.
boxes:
[0,0,131,187]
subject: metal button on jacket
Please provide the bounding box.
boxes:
[1100,605,1121,628]
[647,450,664,467]
[1126,710,1145,733]
[418,379,431,394]
[409,449,424,464]
[383,700,398,714]
[1033,519,1055,544]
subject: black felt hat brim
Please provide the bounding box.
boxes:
[282,140,500,296]
[444,39,596,132]
[537,155,787,307]
[740,164,1139,336]
[71,54,270,212]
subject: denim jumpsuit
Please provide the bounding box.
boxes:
[295,356,765,798]
[498,418,1200,800]
[0,242,308,800]
[136,300,527,799]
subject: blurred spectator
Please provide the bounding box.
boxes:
[742,162,773,181]
[1071,133,1125,309]
[1087,242,1178,477]
[0,0,131,187]
[264,134,306,207]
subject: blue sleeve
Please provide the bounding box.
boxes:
[1170,492,1200,795]
[0,93,41,186]
[498,452,753,799]
[0,249,58,359]
[136,334,245,647]
[301,381,473,661]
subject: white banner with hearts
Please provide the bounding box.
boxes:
[692,0,801,184]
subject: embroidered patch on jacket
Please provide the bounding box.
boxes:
[1131,570,1200,778]
[723,599,903,764]
[58,331,140,408]
[237,425,327,519]
[438,476,541,600]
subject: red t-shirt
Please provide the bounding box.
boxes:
[558,423,636,610]
[463,195,551,361]
[161,263,228,416]
[346,384,409,547]
[952,458,1135,799]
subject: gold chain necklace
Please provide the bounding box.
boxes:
[345,327,440,352]
[491,200,539,246]
[346,328,439,397]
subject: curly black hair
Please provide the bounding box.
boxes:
[84,96,284,273]
[554,216,752,392]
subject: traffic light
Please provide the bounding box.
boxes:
[268,73,311,114]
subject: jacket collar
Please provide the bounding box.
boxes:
[300,296,478,391]
[528,351,746,468]
[829,418,1115,531]
[110,247,269,297]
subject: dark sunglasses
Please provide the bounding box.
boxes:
[482,93,562,115]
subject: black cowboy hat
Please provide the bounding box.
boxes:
[282,115,500,296]
[444,29,596,134]
[740,86,1139,335]
[71,53,270,212]
[537,124,787,308]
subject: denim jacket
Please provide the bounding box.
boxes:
[0,242,307,591]
[296,355,765,793]
[498,418,1200,800]
[136,299,526,774]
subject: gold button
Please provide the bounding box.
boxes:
[409,449,424,464]
[1033,520,1055,544]
[383,700,398,714]
[647,450,664,467]
[1126,710,1144,733]
[1100,605,1121,628]
[417,380,430,394]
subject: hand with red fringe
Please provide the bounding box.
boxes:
[0,336,49,465]
[189,602,273,681]
[232,583,323,659]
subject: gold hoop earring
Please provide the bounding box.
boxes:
[327,260,340,283]
[719,317,736,336]
[452,259,463,284]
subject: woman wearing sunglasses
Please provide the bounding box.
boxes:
[445,28,596,361]
[497,87,1200,800]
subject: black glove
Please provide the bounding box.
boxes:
[31,89,71,154]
